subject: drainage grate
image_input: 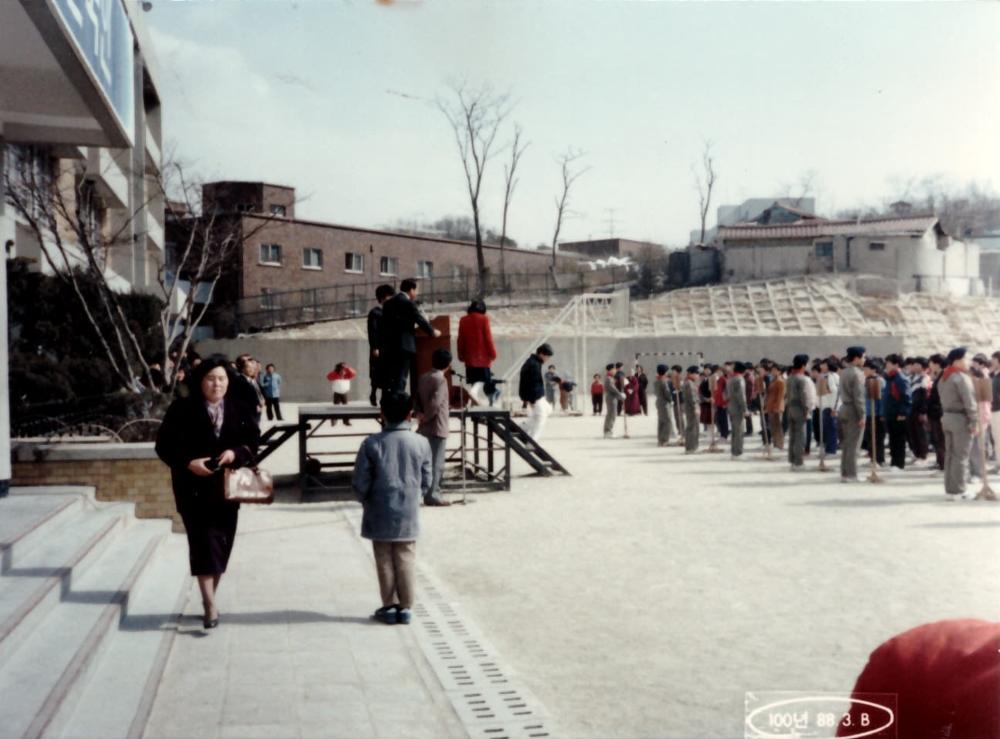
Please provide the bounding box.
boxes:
[412,567,555,738]
[466,720,553,739]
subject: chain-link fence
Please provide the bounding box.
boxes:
[11,391,169,442]
[235,269,630,333]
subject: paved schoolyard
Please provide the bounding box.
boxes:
[417,412,1000,738]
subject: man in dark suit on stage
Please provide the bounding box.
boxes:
[378,278,441,395]
[367,283,396,406]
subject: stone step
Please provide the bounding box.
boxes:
[0,491,88,574]
[0,518,170,739]
[0,500,134,668]
[45,534,190,739]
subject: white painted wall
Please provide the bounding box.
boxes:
[725,228,981,295]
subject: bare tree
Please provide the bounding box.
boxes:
[437,82,510,295]
[550,149,588,270]
[694,140,718,245]
[499,123,528,286]
[3,148,156,391]
[3,147,278,396]
[157,166,281,393]
[778,169,817,209]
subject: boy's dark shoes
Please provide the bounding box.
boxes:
[372,605,398,624]
[424,498,451,507]
[396,608,412,625]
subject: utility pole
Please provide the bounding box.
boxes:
[605,208,617,238]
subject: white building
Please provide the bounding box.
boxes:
[719,207,981,296]
[0,0,165,494]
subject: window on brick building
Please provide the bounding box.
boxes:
[814,241,833,258]
[345,252,365,273]
[270,204,286,217]
[259,243,282,265]
[869,241,886,252]
[380,256,399,276]
[417,260,433,278]
[303,248,323,269]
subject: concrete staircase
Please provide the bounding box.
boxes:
[0,486,190,739]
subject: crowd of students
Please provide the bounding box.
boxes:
[595,346,1000,501]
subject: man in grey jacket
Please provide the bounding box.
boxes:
[416,348,453,507]
[726,361,748,457]
[785,353,811,470]
[353,392,432,625]
[839,346,867,482]
[653,364,675,446]
[682,366,701,452]
[603,363,625,438]
[939,347,979,499]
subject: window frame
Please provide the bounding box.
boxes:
[417,260,434,279]
[259,243,282,266]
[344,252,365,274]
[869,241,887,252]
[269,204,287,217]
[814,241,834,258]
[379,256,399,276]
[302,247,323,270]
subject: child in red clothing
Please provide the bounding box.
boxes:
[326,363,357,425]
[590,374,603,415]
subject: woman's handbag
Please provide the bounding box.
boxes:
[224,466,274,504]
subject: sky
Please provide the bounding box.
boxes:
[146,1,1000,248]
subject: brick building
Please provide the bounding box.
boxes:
[175,181,582,335]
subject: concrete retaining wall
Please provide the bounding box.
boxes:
[201,334,905,403]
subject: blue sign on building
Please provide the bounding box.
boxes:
[51,0,135,144]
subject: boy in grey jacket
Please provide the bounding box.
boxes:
[603,364,625,438]
[653,364,675,446]
[353,392,432,625]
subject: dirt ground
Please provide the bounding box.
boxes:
[413,412,1000,738]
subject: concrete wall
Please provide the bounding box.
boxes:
[722,241,815,282]
[202,333,904,404]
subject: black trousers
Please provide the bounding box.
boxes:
[369,356,381,406]
[592,393,603,414]
[929,417,946,470]
[466,366,497,397]
[264,397,282,421]
[887,416,908,468]
[861,416,886,465]
[907,414,929,460]
[380,351,413,395]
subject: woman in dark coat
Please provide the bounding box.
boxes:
[155,355,259,628]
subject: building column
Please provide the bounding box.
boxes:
[0,139,11,496]
[130,47,147,289]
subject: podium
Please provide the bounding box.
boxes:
[414,315,460,406]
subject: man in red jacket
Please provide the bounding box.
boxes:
[456,299,498,406]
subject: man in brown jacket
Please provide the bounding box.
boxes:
[764,364,786,450]
[416,348,453,507]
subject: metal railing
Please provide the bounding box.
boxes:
[235,269,631,333]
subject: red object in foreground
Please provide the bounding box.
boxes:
[838,619,1000,739]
